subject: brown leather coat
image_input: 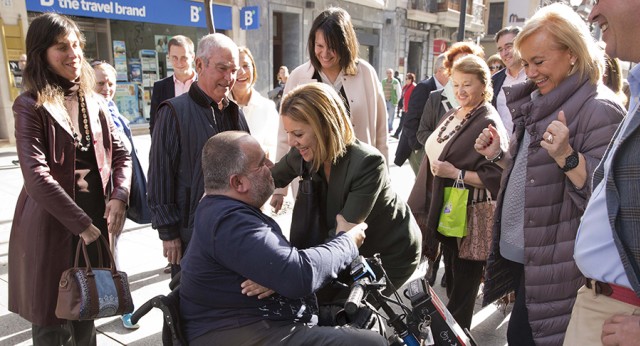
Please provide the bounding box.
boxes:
[8,91,131,326]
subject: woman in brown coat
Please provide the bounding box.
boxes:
[408,55,508,330]
[8,13,131,345]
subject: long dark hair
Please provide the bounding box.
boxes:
[23,13,94,104]
[307,7,359,76]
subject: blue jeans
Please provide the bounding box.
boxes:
[386,100,395,131]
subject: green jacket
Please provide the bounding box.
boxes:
[382,77,401,105]
[272,140,421,288]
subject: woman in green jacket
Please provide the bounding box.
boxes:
[271,83,421,322]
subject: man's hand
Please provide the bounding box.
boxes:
[602,314,640,346]
[79,224,101,245]
[270,194,284,213]
[163,238,182,265]
[336,214,367,248]
[241,279,275,299]
[104,199,127,236]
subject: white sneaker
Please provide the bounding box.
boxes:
[121,313,140,329]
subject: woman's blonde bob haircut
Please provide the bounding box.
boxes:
[451,55,493,103]
[515,2,603,85]
[280,83,355,171]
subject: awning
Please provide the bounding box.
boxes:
[26,0,232,30]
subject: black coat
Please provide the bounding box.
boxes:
[491,68,507,108]
[394,77,438,166]
[149,76,176,136]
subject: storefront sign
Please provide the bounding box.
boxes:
[240,6,259,30]
[433,39,447,54]
[506,0,529,26]
[27,0,232,30]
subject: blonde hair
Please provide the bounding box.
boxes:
[515,2,603,85]
[280,83,355,171]
[452,55,493,103]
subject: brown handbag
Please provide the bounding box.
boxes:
[55,235,134,320]
[458,189,496,261]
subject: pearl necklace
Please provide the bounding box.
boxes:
[72,90,92,151]
[436,104,481,143]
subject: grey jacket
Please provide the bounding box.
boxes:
[593,100,640,297]
[482,74,625,345]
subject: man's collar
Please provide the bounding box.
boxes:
[187,81,230,109]
[507,66,524,79]
[173,70,197,84]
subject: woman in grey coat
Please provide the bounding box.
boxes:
[474,4,625,345]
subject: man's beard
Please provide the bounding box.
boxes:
[250,175,275,208]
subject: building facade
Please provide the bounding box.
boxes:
[0,0,486,142]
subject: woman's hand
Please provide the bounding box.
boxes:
[431,160,459,179]
[241,279,275,299]
[79,224,101,244]
[270,194,284,213]
[474,124,502,159]
[541,111,573,162]
[104,199,126,237]
[336,214,367,248]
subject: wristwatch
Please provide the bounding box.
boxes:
[560,150,579,172]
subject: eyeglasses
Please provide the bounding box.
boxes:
[489,65,503,71]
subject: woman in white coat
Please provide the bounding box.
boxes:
[271,7,388,211]
[230,47,279,159]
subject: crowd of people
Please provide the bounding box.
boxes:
[7,1,640,345]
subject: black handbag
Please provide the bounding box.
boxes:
[289,160,327,249]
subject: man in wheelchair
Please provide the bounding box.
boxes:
[178,132,387,345]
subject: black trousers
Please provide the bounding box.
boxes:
[507,262,535,346]
[32,320,96,346]
[442,244,484,331]
[190,319,387,346]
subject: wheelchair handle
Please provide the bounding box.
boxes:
[130,296,156,325]
[344,278,368,315]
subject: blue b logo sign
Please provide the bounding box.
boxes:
[240,6,259,30]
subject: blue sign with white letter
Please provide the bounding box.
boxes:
[240,6,259,30]
[26,0,232,30]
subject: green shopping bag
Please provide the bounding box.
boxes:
[437,172,468,238]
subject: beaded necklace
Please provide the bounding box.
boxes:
[436,103,481,143]
[72,90,92,151]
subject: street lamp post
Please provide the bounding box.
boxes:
[457,0,467,42]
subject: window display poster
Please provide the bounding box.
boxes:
[129,58,142,84]
[113,40,128,81]
[155,35,168,53]
[114,83,143,123]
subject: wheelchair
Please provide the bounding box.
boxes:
[131,256,477,346]
[130,272,187,345]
